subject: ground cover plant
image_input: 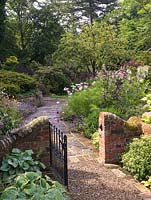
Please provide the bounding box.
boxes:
[0,149,69,200]
[0,148,45,183]
[0,172,69,200]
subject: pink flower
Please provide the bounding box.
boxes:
[78,86,83,91]
[148,112,151,119]
[143,104,149,110]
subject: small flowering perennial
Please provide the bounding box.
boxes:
[142,112,151,124]
[0,89,21,135]
[142,93,151,124]
[64,82,88,96]
[0,121,4,129]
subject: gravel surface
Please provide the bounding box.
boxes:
[68,160,142,200]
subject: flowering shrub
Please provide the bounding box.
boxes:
[63,65,148,139]
[142,112,151,124]
[0,90,21,135]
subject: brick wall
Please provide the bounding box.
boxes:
[0,117,50,168]
[99,112,142,164]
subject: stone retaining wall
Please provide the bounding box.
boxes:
[18,90,44,107]
[99,112,142,164]
[0,116,50,168]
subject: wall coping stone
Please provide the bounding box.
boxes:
[0,116,49,151]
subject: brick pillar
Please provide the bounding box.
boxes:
[99,112,141,164]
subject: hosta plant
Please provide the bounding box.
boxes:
[0,148,45,183]
[0,172,69,200]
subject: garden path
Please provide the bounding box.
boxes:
[23,97,146,200]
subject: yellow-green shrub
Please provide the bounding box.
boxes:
[0,70,37,97]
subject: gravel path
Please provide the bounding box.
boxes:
[68,159,142,200]
[23,97,144,200]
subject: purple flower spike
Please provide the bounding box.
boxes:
[0,121,4,129]
[102,93,107,99]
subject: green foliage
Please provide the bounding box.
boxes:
[29,5,64,64]
[97,66,147,119]
[3,56,19,71]
[121,137,151,181]
[92,131,100,150]
[0,83,20,96]
[0,0,6,43]
[142,177,151,189]
[4,1,63,65]
[53,21,129,77]
[34,67,71,95]
[0,148,45,183]
[52,0,117,29]
[0,70,37,97]
[118,0,151,52]
[83,106,100,139]
[0,172,69,200]
[64,81,102,118]
[0,90,21,135]
[141,93,151,124]
[63,66,148,137]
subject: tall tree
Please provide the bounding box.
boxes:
[50,0,117,30]
[5,0,63,65]
[29,4,64,64]
[6,0,37,56]
[118,0,151,51]
[0,0,7,59]
[53,21,129,78]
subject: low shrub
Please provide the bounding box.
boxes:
[34,67,71,95]
[0,70,37,97]
[63,81,102,119]
[0,148,45,183]
[121,137,151,181]
[0,172,69,200]
[0,83,20,96]
[3,56,19,71]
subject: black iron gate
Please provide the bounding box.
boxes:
[49,122,68,187]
